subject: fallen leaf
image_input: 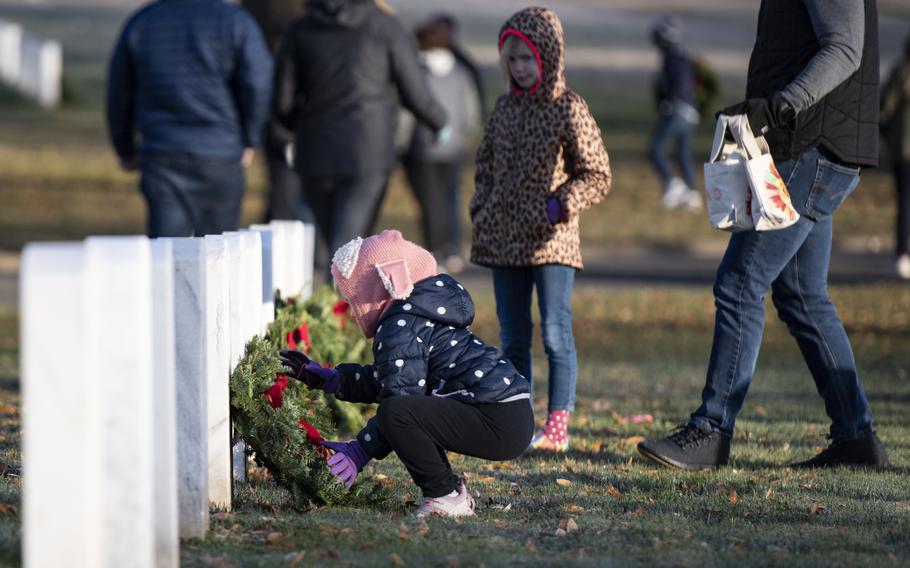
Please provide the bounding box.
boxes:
[565,503,585,513]
[810,502,826,515]
[607,485,623,498]
[490,462,515,471]
[555,478,572,487]
[618,436,645,450]
[477,476,495,483]
[554,528,567,537]
[373,474,388,480]
[266,532,281,544]
[416,521,429,536]
[728,491,738,504]
[0,503,18,514]
[398,523,410,541]
[566,518,579,533]
[765,487,773,499]
[896,503,910,512]
[389,552,405,566]
[754,405,767,416]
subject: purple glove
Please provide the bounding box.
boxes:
[279,349,340,393]
[321,440,370,489]
[546,195,568,225]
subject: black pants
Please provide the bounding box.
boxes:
[403,158,461,259]
[140,152,244,237]
[894,159,910,256]
[300,172,389,281]
[377,396,534,498]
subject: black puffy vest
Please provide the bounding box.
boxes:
[745,0,879,167]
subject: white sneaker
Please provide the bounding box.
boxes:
[898,254,910,280]
[415,481,476,518]
[683,189,703,211]
[661,178,689,210]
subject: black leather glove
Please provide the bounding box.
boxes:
[279,349,339,392]
[721,93,794,135]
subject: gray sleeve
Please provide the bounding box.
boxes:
[778,0,864,115]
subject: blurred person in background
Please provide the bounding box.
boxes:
[648,16,702,212]
[434,13,487,122]
[402,16,481,274]
[273,0,446,280]
[880,31,910,280]
[242,0,313,226]
[106,0,272,237]
[639,0,889,471]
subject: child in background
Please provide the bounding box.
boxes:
[280,230,534,517]
[469,7,612,452]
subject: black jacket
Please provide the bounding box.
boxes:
[334,274,530,460]
[273,0,447,176]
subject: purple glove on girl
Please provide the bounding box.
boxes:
[279,349,340,393]
[321,440,370,488]
[546,195,568,225]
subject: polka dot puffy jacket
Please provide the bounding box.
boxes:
[334,274,531,460]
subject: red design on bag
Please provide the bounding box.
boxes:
[264,374,290,409]
[298,419,331,457]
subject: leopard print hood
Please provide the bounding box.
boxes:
[469,7,612,270]
[499,6,566,101]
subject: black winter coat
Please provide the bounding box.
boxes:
[273,0,447,177]
[334,274,530,460]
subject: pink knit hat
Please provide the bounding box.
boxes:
[331,230,438,338]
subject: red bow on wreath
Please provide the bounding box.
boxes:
[263,373,290,409]
[298,419,331,458]
[331,300,350,327]
[286,322,311,351]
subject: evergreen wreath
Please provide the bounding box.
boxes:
[229,287,384,507]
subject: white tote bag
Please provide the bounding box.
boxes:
[703,115,754,232]
[726,114,800,231]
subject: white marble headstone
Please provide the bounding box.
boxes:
[18,31,61,108]
[243,226,275,333]
[149,240,178,567]
[202,235,232,510]
[21,243,101,567]
[0,21,22,85]
[269,220,306,299]
[166,238,209,538]
[84,236,155,567]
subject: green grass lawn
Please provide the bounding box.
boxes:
[0,285,908,567]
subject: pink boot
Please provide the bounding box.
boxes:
[528,410,569,452]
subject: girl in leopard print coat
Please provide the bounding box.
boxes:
[469,6,612,452]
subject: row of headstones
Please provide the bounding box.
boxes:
[0,20,62,108]
[20,221,315,568]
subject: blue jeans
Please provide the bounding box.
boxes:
[140,152,244,238]
[691,148,874,442]
[492,265,577,412]
[648,111,696,189]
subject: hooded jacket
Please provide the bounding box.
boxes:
[469,7,612,270]
[333,274,531,460]
[273,0,447,176]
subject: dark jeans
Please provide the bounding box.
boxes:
[648,112,696,189]
[404,157,462,259]
[691,148,873,442]
[300,172,389,280]
[140,152,244,237]
[893,159,910,256]
[377,396,534,498]
[492,265,578,412]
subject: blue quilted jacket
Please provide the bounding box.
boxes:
[334,274,530,460]
[106,0,273,160]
